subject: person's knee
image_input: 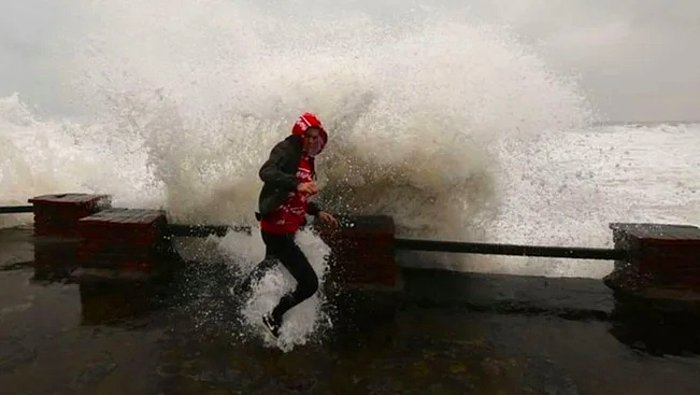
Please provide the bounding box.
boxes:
[308,273,319,295]
[299,272,318,299]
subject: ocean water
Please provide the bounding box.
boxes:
[1,0,699,350]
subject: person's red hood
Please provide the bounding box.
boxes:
[292,112,328,153]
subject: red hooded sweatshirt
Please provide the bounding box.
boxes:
[260,112,327,234]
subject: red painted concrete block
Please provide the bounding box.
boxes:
[606,223,700,290]
[316,215,400,288]
[78,209,166,245]
[29,194,111,236]
[76,209,169,276]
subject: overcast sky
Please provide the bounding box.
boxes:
[461,0,700,122]
[1,0,698,122]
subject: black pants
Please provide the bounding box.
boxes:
[245,231,319,322]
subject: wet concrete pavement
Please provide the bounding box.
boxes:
[1,226,700,394]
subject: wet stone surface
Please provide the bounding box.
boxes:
[1,227,700,394]
[0,338,37,374]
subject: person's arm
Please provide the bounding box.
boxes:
[259,141,298,191]
[308,201,339,227]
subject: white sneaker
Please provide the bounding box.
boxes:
[262,313,281,338]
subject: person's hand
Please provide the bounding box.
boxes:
[297,181,319,195]
[318,211,339,228]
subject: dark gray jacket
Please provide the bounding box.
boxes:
[256,135,321,220]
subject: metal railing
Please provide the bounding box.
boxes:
[395,238,626,260]
[0,206,33,214]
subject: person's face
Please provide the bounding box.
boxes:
[303,128,322,155]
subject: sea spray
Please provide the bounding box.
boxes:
[2,1,596,282]
[218,227,332,351]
